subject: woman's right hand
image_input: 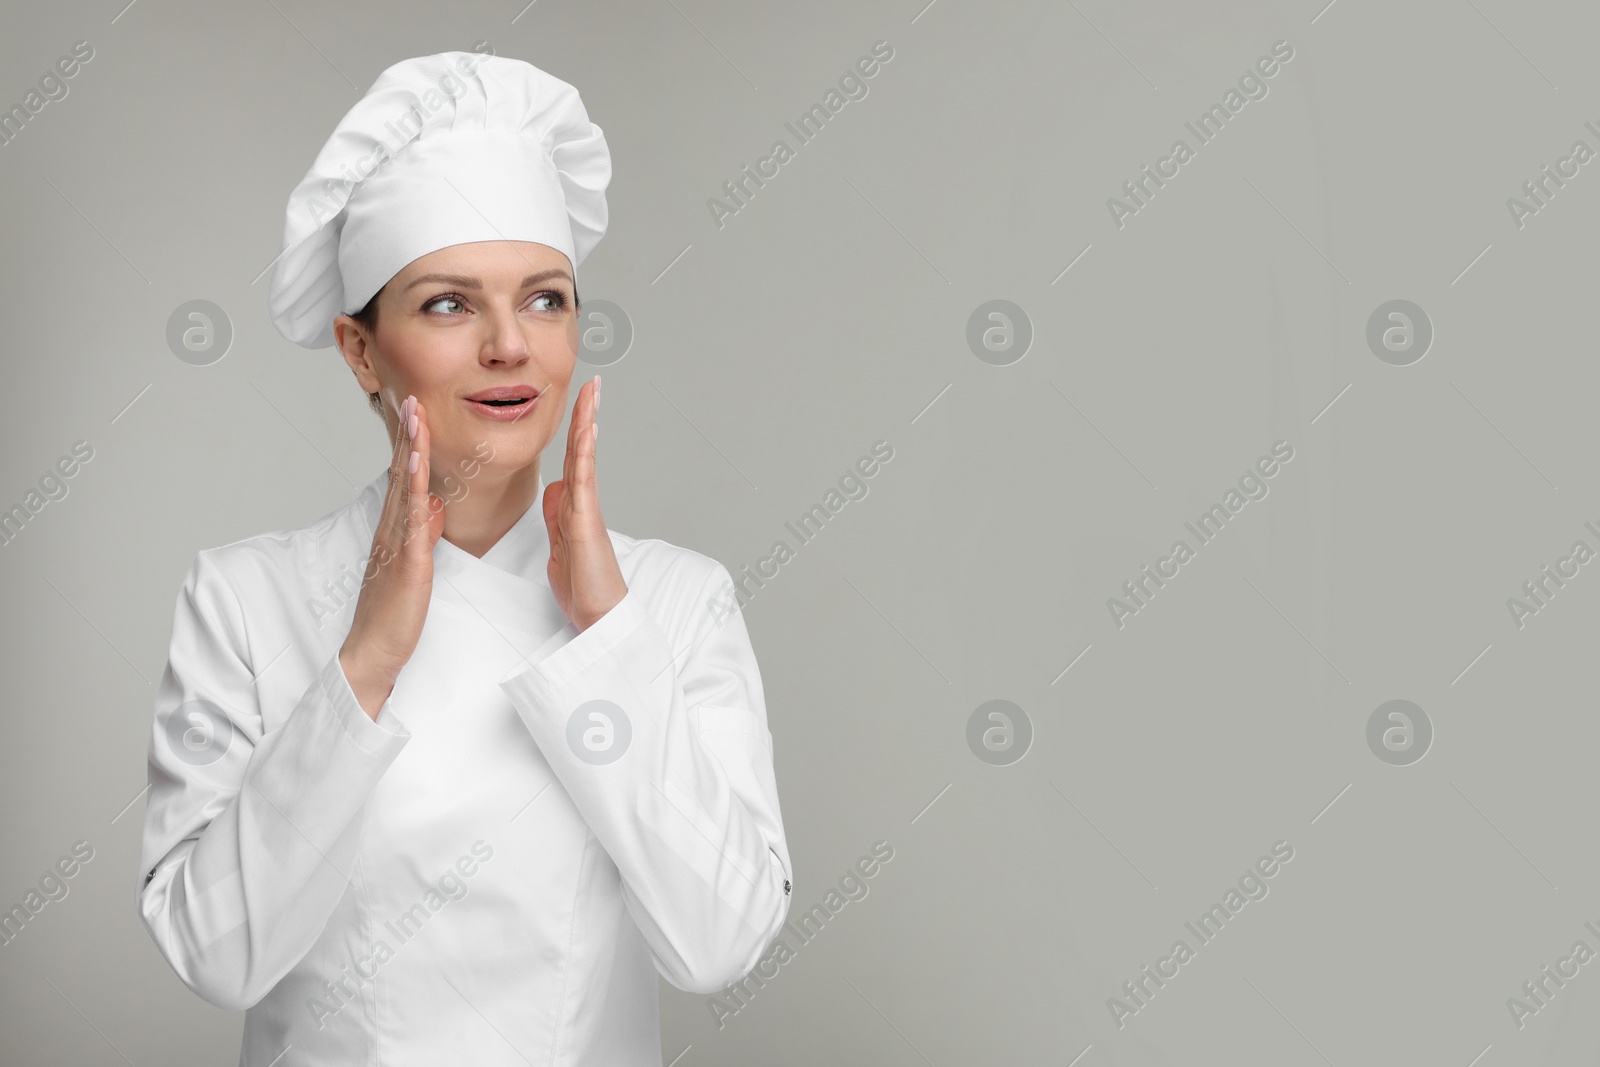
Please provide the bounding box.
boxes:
[339,394,445,720]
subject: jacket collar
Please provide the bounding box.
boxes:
[354,465,564,638]
[355,466,550,583]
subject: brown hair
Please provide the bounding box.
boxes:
[349,281,582,417]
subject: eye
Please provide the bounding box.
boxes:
[423,293,468,315]
[529,290,569,313]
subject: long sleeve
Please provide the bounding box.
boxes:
[498,560,792,996]
[136,550,412,1011]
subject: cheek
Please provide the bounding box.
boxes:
[382,339,464,404]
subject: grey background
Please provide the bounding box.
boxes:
[0,0,1594,1064]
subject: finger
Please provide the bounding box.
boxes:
[572,422,601,543]
[377,394,416,547]
[578,377,598,498]
[385,394,418,551]
[387,394,418,539]
[379,394,409,520]
[404,400,433,555]
[575,419,598,506]
[542,478,565,550]
[427,489,447,541]
[568,378,597,489]
[562,381,587,490]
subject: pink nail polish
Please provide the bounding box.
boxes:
[408,413,418,437]
[409,450,420,474]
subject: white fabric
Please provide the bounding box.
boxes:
[268,51,610,349]
[137,472,791,1065]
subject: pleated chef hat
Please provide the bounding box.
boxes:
[268,51,610,350]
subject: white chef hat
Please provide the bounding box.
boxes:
[267,51,610,349]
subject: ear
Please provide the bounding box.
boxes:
[334,314,382,395]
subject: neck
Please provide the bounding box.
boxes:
[434,459,541,559]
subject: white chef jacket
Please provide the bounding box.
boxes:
[137,469,792,1066]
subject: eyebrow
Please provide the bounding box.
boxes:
[403,269,572,292]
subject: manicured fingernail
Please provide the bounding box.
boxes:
[409,450,420,474]
[402,395,413,421]
[408,412,418,438]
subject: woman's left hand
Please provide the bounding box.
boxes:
[544,375,628,632]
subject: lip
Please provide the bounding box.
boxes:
[463,384,541,423]
[465,385,540,402]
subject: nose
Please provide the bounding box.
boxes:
[479,303,531,368]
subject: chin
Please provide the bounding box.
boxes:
[477,434,545,471]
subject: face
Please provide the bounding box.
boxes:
[333,240,580,485]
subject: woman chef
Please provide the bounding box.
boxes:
[136,51,793,1065]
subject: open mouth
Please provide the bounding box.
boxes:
[465,390,541,420]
